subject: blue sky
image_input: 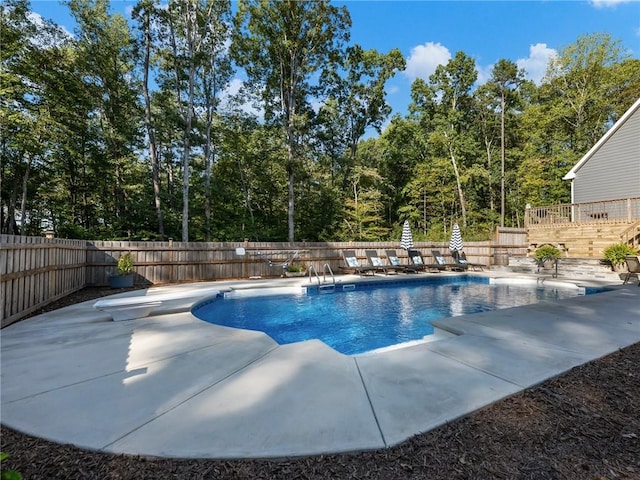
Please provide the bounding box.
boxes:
[30,0,640,121]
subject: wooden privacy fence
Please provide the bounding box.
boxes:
[1,235,87,327]
[82,238,523,285]
[2,232,527,327]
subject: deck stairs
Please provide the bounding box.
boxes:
[491,256,625,283]
[527,221,640,259]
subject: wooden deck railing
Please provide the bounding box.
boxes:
[619,220,640,245]
[525,197,640,227]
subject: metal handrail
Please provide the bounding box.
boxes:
[307,265,321,285]
[307,264,336,286]
[322,263,336,285]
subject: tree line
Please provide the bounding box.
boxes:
[2,0,639,243]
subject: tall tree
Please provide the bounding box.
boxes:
[1,0,38,233]
[485,59,525,227]
[132,0,164,239]
[544,33,630,153]
[232,0,350,241]
[378,116,427,232]
[517,33,635,210]
[472,84,500,215]
[197,0,233,241]
[320,45,405,190]
[1,0,78,235]
[163,0,202,241]
[426,51,478,228]
[153,0,232,241]
[68,0,142,234]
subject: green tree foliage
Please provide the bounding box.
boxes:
[69,0,143,223]
[319,45,405,184]
[485,59,526,227]
[1,0,638,245]
[409,52,479,230]
[1,0,39,234]
[515,33,639,212]
[232,0,351,241]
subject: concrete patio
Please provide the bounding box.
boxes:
[1,273,639,459]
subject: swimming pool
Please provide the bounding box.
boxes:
[192,277,599,355]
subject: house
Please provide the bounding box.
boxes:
[563,98,640,214]
[525,98,640,257]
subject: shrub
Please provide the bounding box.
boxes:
[602,243,638,267]
[534,244,561,264]
[287,263,306,273]
[116,252,135,275]
[1,452,22,480]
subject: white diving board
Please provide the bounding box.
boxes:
[93,288,220,321]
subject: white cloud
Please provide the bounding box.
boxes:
[403,42,452,81]
[26,12,73,45]
[476,63,493,86]
[516,43,558,85]
[590,0,632,8]
[220,77,264,117]
[225,77,243,97]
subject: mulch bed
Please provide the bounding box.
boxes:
[2,287,639,479]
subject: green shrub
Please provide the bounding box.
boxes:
[534,244,561,263]
[116,252,135,275]
[1,452,22,480]
[287,263,306,273]
[602,243,638,267]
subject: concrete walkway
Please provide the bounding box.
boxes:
[1,273,639,459]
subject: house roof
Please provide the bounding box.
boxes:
[563,97,640,180]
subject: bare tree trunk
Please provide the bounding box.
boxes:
[202,55,218,242]
[287,165,295,242]
[19,155,31,235]
[168,2,197,242]
[500,91,506,228]
[141,8,164,239]
[445,132,467,227]
[484,138,495,212]
[181,62,194,242]
[7,174,18,235]
[285,92,296,242]
[235,152,254,227]
[204,131,212,242]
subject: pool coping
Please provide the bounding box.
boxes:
[1,271,639,459]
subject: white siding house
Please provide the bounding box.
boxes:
[563,98,640,206]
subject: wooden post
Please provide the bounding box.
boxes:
[244,239,249,278]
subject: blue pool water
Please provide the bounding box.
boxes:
[192,277,596,355]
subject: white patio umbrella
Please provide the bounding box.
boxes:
[449,222,464,253]
[400,220,414,250]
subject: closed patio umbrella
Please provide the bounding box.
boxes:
[400,220,414,250]
[449,222,463,253]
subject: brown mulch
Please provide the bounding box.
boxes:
[2,288,639,479]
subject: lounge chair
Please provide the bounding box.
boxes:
[341,250,377,276]
[385,249,410,273]
[452,250,484,271]
[365,250,405,275]
[407,249,446,272]
[431,250,466,272]
[623,255,640,286]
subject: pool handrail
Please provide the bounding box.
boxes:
[308,264,336,286]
